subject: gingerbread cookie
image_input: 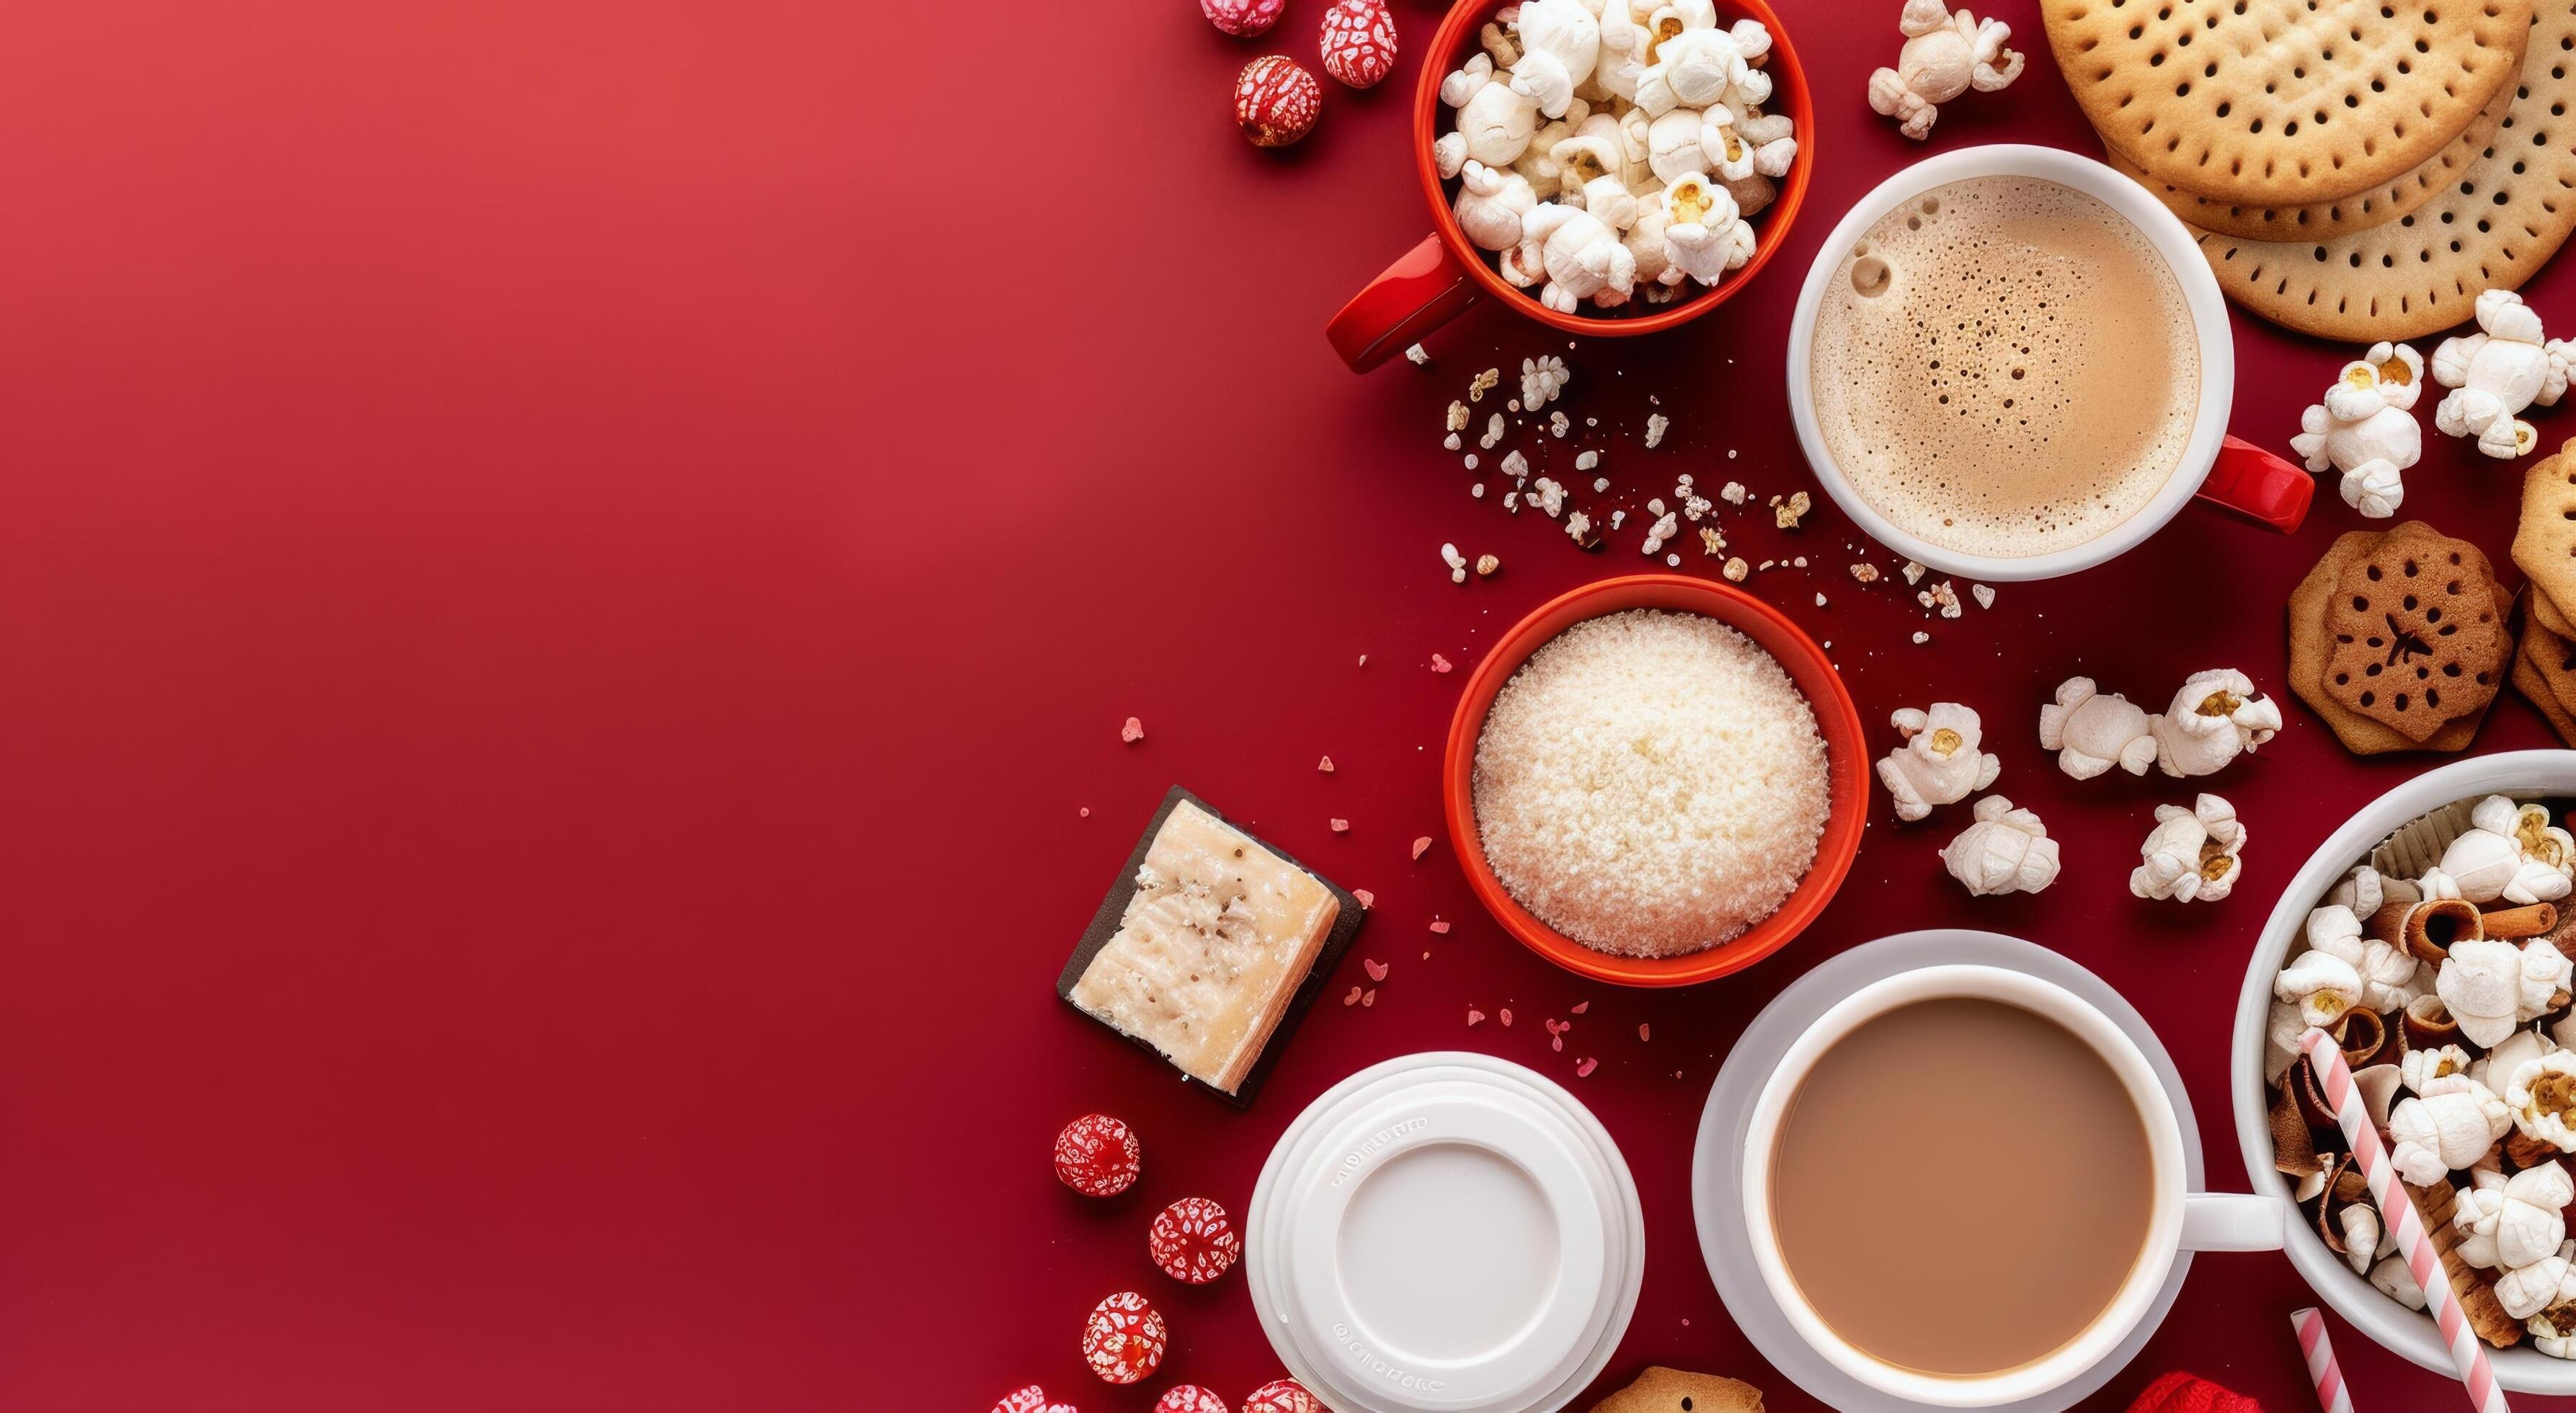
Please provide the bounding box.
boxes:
[1588,1368,1764,1413]
[2044,0,2531,206]
[2321,520,2512,740]
[2291,526,2505,753]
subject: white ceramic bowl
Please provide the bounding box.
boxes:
[2231,750,2576,1394]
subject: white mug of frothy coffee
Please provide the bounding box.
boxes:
[1741,965,2288,1407]
[1787,145,2313,582]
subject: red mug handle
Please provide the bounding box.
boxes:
[1328,233,1483,373]
[2194,434,2312,533]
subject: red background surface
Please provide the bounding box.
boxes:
[4,0,2575,1409]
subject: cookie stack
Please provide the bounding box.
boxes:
[2041,0,2576,340]
[2287,520,2515,753]
[2513,438,2576,740]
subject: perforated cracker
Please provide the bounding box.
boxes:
[2514,438,2576,616]
[2046,0,2533,205]
[2513,611,2576,741]
[2110,78,2514,240]
[2291,527,2500,753]
[2322,521,2511,740]
[2193,5,2576,340]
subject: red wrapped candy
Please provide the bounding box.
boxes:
[1318,0,1399,88]
[1082,1292,1168,1384]
[1054,1114,1140,1197]
[1202,0,1284,37]
[992,1388,1077,1413]
[1154,1388,1229,1413]
[1234,56,1322,149]
[1149,1196,1242,1284]
[1241,1381,1324,1413]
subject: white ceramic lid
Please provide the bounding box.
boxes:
[1247,1053,1642,1413]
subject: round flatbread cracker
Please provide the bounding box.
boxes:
[2110,76,2515,241]
[2193,3,2576,340]
[2046,0,2533,205]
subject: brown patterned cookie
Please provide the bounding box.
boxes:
[2046,0,2532,206]
[2535,585,2576,638]
[2190,1,2576,341]
[2518,611,2576,743]
[2322,521,2512,740]
[2291,528,2497,753]
[2109,77,2515,242]
[1589,1368,1762,1413]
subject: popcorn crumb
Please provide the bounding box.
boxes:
[1565,510,1597,548]
[1849,563,1880,583]
[1441,542,1467,585]
[1475,552,1500,577]
[1593,477,1610,492]
[1574,450,1599,471]
[1638,1023,1651,1041]
[1530,477,1563,516]
[1575,1057,1598,1078]
[1772,491,1811,529]
[1643,413,1669,449]
[1354,888,1374,907]
[1364,957,1389,980]
[1521,355,1569,409]
[1429,653,1452,673]
[1665,552,1680,567]
[1442,433,1462,451]
[1467,1007,1485,1027]
[1361,988,1375,1007]
[1446,401,1469,433]
[1911,630,1931,645]
[1080,806,1090,817]
[1411,836,1434,860]
[1468,368,1498,402]
[1318,755,1333,772]
[1697,526,1724,555]
[1329,818,1349,833]
[1357,655,1367,667]
[1609,510,1626,530]
[1463,453,1479,470]
[1405,343,1430,366]
[1972,583,1997,610]
[1640,510,1679,556]
[1121,716,1145,743]
[1480,413,1505,450]
[1720,481,1747,505]
[1727,448,1738,459]
[1815,593,1827,608]
[1501,450,1529,479]
[1428,920,1450,935]
[1549,410,1570,438]
[1901,560,1925,585]
[1344,986,1362,1006]
[1723,557,1749,582]
[1920,580,1961,619]
[1471,483,1485,497]
[1570,1001,1588,1014]
[1498,1007,1513,1026]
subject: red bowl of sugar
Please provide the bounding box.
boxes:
[1442,574,1868,986]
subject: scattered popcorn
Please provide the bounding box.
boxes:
[1592,477,1610,492]
[1971,583,1996,609]
[1464,453,1480,470]
[1531,477,1565,516]
[1469,368,1499,401]
[1412,835,1434,859]
[1720,481,1747,505]
[2130,794,2245,903]
[1665,552,1681,567]
[1877,702,2001,820]
[1405,342,1431,366]
[1501,449,1529,478]
[2292,342,2425,514]
[1911,630,1930,644]
[1575,450,1599,471]
[1901,560,1926,584]
[1644,413,1669,448]
[1442,542,1468,583]
[2430,289,2570,459]
[1792,556,1807,567]
[1697,526,1724,555]
[1122,717,1145,743]
[1920,580,1961,618]
[1772,491,1811,528]
[1640,510,1679,556]
[1442,433,1462,451]
[1723,557,1749,581]
[1849,562,1880,583]
[1330,818,1349,833]
[1480,412,1506,449]
[1565,510,1600,549]
[1550,410,1570,438]
[1942,795,2061,896]
[1471,482,1486,497]
[1430,653,1452,673]
[1522,355,1571,408]
[1447,401,1470,432]
[1815,593,1827,607]
[1867,0,2025,140]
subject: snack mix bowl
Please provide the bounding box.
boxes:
[1442,574,1868,987]
[1325,0,1815,371]
[2232,749,2576,1394]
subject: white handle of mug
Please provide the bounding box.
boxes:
[2180,1191,2290,1252]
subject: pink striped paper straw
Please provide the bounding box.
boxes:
[2293,1306,2354,1413]
[2302,1027,2512,1413]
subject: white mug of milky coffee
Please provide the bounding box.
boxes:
[1741,965,2286,1407]
[1786,144,2314,583]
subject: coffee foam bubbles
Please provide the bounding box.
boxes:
[1810,177,2200,560]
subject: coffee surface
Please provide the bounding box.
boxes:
[1769,998,2155,1377]
[1810,176,2199,559]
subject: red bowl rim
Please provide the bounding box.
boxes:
[1441,574,1870,986]
[1406,0,1817,338]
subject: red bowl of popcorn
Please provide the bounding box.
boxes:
[1442,574,1867,986]
[1326,0,1816,371]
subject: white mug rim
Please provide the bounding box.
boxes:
[1738,964,2188,1407]
[1782,143,2237,583]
